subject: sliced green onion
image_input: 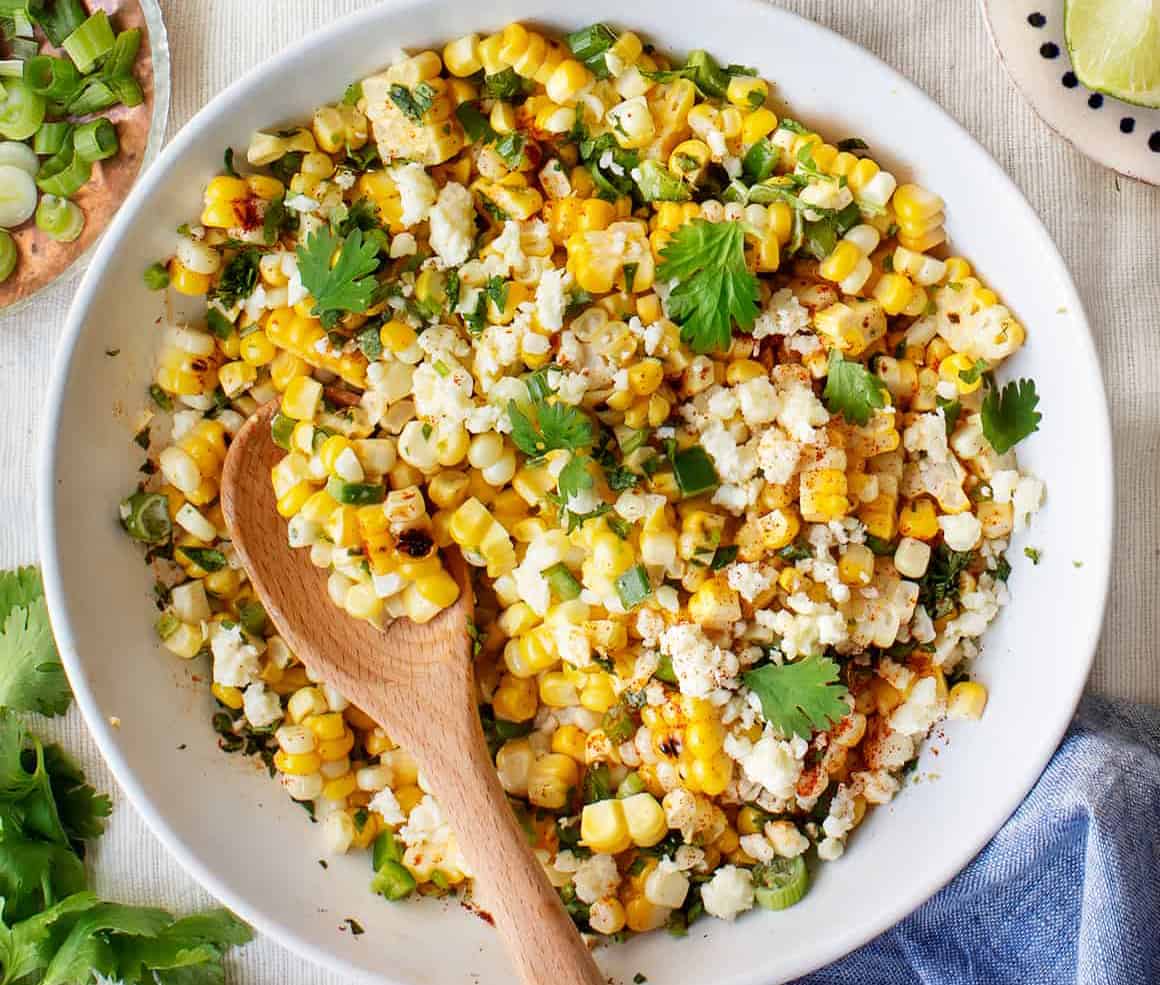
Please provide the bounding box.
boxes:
[37,129,74,177]
[565,23,616,63]
[35,149,90,196]
[33,121,71,156]
[36,0,87,47]
[615,564,652,609]
[8,38,39,62]
[541,561,582,601]
[66,78,116,115]
[104,28,141,78]
[119,491,172,544]
[107,75,142,107]
[742,139,780,183]
[11,10,34,38]
[673,446,719,497]
[654,653,677,684]
[24,55,81,101]
[270,411,295,449]
[237,599,268,637]
[0,229,17,283]
[325,476,386,505]
[0,162,37,226]
[371,859,415,901]
[62,9,115,73]
[0,139,37,174]
[0,78,45,140]
[175,545,228,572]
[753,856,809,911]
[73,117,117,161]
[616,772,646,798]
[155,612,179,640]
[0,61,25,79]
[635,159,691,203]
[35,194,84,242]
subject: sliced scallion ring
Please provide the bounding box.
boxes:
[753,855,809,911]
[0,140,38,176]
[0,163,38,227]
[119,491,172,544]
[0,230,16,283]
[35,195,84,242]
[33,121,72,157]
[66,78,116,116]
[107,75,142,108]
[104,29,142,78]
[36,150,91,198]
[23,55,81,102]
[0,79,45,141]
[73,118,118,162]
[62,9,115,74]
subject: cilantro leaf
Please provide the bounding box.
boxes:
[296,226,381,329]
[39,903,173,985]
[657,219,759,354]
[957,358,988,386]
[508,400,593,458]
[822,350,888,426]
[0,595,68,718]
[743,655,850,739]
[115,909,253,984]
[388,82,435,123]
[209,249,260,308]
[41,745,112,849]
[558,454,594,503]
[0,892,99,985]
[0,568,42,624]
[916,544,974,618]
[981,378,1041,454]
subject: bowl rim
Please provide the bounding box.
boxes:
[36,0,1115,981]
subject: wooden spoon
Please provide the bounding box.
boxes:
[221,401,605,985]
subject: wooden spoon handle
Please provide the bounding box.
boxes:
[423,716,606,985]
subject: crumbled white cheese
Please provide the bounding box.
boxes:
[724,729,807,798]
[428,181,475,266]
[573,853,620,904]
[535,267,571,332]
[700,865,754,921]
[726,563,774,603]
[939,512,982,552]
[210,623,262,688]
[388,162,437,226]
[369,786,406,826]
[659,623,739,697]
[242,683,282,728]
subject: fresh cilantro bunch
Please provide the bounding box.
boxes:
[296,225,382,328]
[0,568,252,984]
[657,219,759,354]
[822,351,888,425]
[743,654,850,739]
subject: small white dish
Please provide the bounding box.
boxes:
[37,1,1113,983]
[980,0,1160,184]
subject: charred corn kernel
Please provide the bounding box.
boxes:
[581,799,632,854]
[443,34,482,76]
[551,724,587,761]
[621,792,667,847]
[685,718,725,757]
[800,469,851,522]
[527,753,579,809]
[899,497,939,540]
[493,673,538,721]
[838,543,875,585]
[212,683,243,710]
[169,260,211,296]
[275,750,322,775]
[281,376,323,420]
[545,59,591,105]
[939,352,984,395]
[947,680,988,720]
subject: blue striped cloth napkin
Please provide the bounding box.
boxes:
[793,695,1160,985]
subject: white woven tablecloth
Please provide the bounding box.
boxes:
[2,1,1156,981]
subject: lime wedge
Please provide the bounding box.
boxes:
[1065,0,1160,108]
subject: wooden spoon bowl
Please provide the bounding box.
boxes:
[221,400,605,985]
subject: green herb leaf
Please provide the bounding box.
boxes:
[0,570,67,718]
[210,248,260,308]
[508,399,593,457]
[957,358,989,386]
[981,378,1041,454]
[388,81,435,123]
[743,655,850,739]
[558,453,594,502]
[916,544,973,617]
[296,226,381,328]
[657,219,759,354]
[822,350,888,426]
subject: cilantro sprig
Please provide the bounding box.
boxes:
[981,378,1041,454]
[743,655,850,739]
[508,398,593,459]
[295,225,381,329]
[657,219,759,354]
[822,350,888,425]
[0,568,68,718]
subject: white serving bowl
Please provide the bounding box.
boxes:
[37,0,1113,982]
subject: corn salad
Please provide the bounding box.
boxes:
[121,22,1046,936]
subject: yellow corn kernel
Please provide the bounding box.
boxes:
[741,107,778,145]
[305,712,347,741]
[939,351,984,395]
[726,75,768,109]
[281,376,323,421]
[298,490,338,525]
[274,750,322,776]
[551,724,588,762]
[414,570,460,608]
[395,784,424,815]
[169,260,211,296]
[580,798,632,854]
[539,671,579,708]
[322,773,358,802]
[628,359,665,396]
[625,897,668,933]
[872,272,915,316]
[893,183,945,223]
[819,240,862,283]
[276,482,315,519]
[898,497,939,540]
[527,753,579,809]
[211,683,243,710]
[492,673,538,721]
[943,256,971,282]
[545,59,591,105]
[687,579,742,631]
[579,672,617,714]
[799,469,851,522]
[443,34,482,77]
[689,753,732,796]
[318,730,355,761]
[685,718,725,758]
[946,680,988,720]
[838,543,875,585]
[621,792,667,847]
